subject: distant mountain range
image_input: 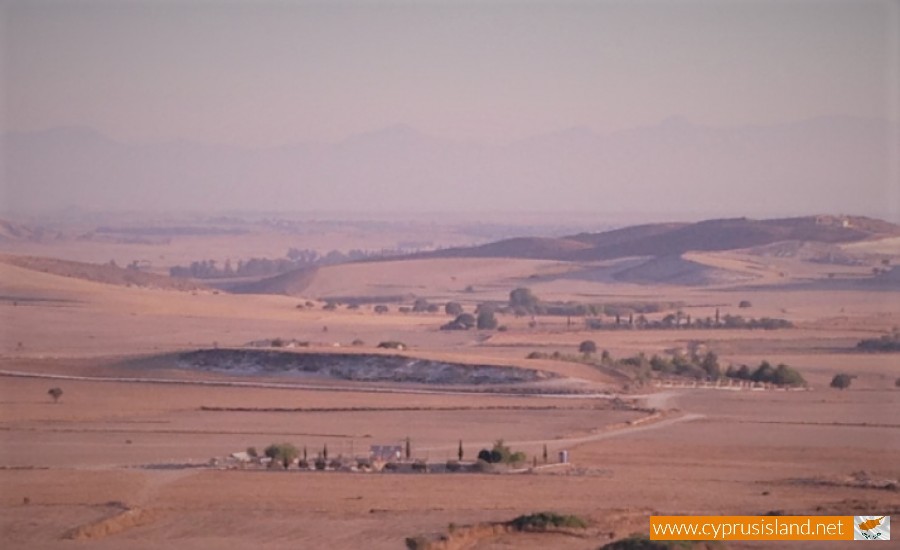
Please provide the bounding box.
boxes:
[2,116,897,217]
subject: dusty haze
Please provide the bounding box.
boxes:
[1,1,898,219]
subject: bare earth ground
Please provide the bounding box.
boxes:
[1,240,899,549]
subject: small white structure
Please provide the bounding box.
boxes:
[370,445,403,461]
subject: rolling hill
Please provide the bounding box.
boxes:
[0,254,208,292]
[0,219,41,242]
[420,215,900,262]
[235,215,900,295]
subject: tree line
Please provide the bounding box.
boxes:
[169,248,387,279]
[528,343,806,387]
[856,329,900,352]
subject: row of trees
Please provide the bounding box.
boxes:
[509,287,677,318]
[723,361,806,386]
[441,310,498,331]
[249,438,537,470]
[530,344,807,387]
[169,248,382,279]
[476,440,527,465]
[586,311,792,331]
[856,329,900,352]
[647,350,805,386]
[828,374,900,390]
[442,288,791,331]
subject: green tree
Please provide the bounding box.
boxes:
[445,302,464,316]
[772,364,806,387]
[454,313,476,329]
[700,351,721,380]
[509,287,539,312]
[578,340,597,355]
[477,310,498,330]
[830,373,853,390]
[485,440,526,464]
[751,361,775,383]
[264,443,299,468]
[47,387,63,403]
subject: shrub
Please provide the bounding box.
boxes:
[412,298,430,312]
[579,340,598,355]
[738,300,752,308]
[509,512,588,531]
[649,355,673,374]
[476,310,498,330]
[373,305,389,314]
[351,339,365,346]
[264,442,299,468]
[477,440,525,464]
[441,313,476,331]
[445,302,464,316]
[830,373,853,390]
[377,341,406,350]
[771,364,806,386]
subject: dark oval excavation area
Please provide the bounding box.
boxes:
[177,349,557,385]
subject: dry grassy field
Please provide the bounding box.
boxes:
[1,221,898,549]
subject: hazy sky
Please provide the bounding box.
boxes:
[1,1,898,219]
[3,0,898,146]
